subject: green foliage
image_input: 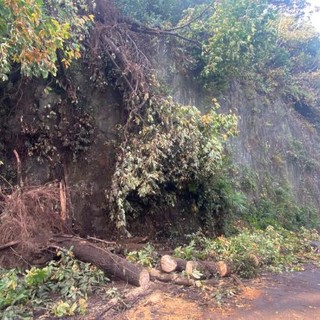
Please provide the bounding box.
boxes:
[242,176,319,231]
[200,0,277,84]
[0,249,107,319]
[1,0,318,243]
[0,0,94,81]
[204,164,320,234]
[270,16,320,106]
[247,193,318,231]
[115,0,209,26]
[175,0,320,108]
[182,226,320,278]
[126,243,158,267]
[196,166,248,235]
[109,98,238,229]
[174,239,204,260]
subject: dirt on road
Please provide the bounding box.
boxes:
[120,267,320,320]
[208,267,320,320]
[77,266,320,320]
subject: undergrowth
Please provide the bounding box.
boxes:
[109,98,238,232]
[125,226,320,280]
[174,226,320,278]
[0,249,107,319]
[203,164,320,236]
[126,243,158,268]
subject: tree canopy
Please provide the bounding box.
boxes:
[2,0,319,98]
[0,0,93,80]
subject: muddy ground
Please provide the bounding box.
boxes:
[69,265,320,320]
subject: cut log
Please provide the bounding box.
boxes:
[216,261,230,277]
[50,235,150,287]
[186,260,229,279]
[186,261,214,279]
[160,255,187,273]
[247,254,259,267]
[149,268,195,286]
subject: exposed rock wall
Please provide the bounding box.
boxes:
[1,45,320,236]
[168,68,320,209]
[227,84,320,207]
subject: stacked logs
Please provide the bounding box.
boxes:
[148,254,230,286]
[160,254,230,278]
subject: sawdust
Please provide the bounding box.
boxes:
[122,290,205,320]
[240,286,262,301]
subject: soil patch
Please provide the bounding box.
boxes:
[73,266,320,320]
[123,290,203,320]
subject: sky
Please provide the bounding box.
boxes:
[308,0,320,31]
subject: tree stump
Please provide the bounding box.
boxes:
[216,261,230,277]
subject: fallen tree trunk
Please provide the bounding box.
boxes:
[186,260,229,279]
[149,268,195,286]
[160,255,187,273]
[50,235,150,287]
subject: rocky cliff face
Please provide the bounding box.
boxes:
[224,84,320,208]
[1,45,319,236]
[168,68,320,210]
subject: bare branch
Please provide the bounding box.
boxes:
[127,22,202,47]
[0,241,20,251]
[13,149,23,188]
[164,1,214,32]
[87,236,117,246]
[144,29,202,47]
